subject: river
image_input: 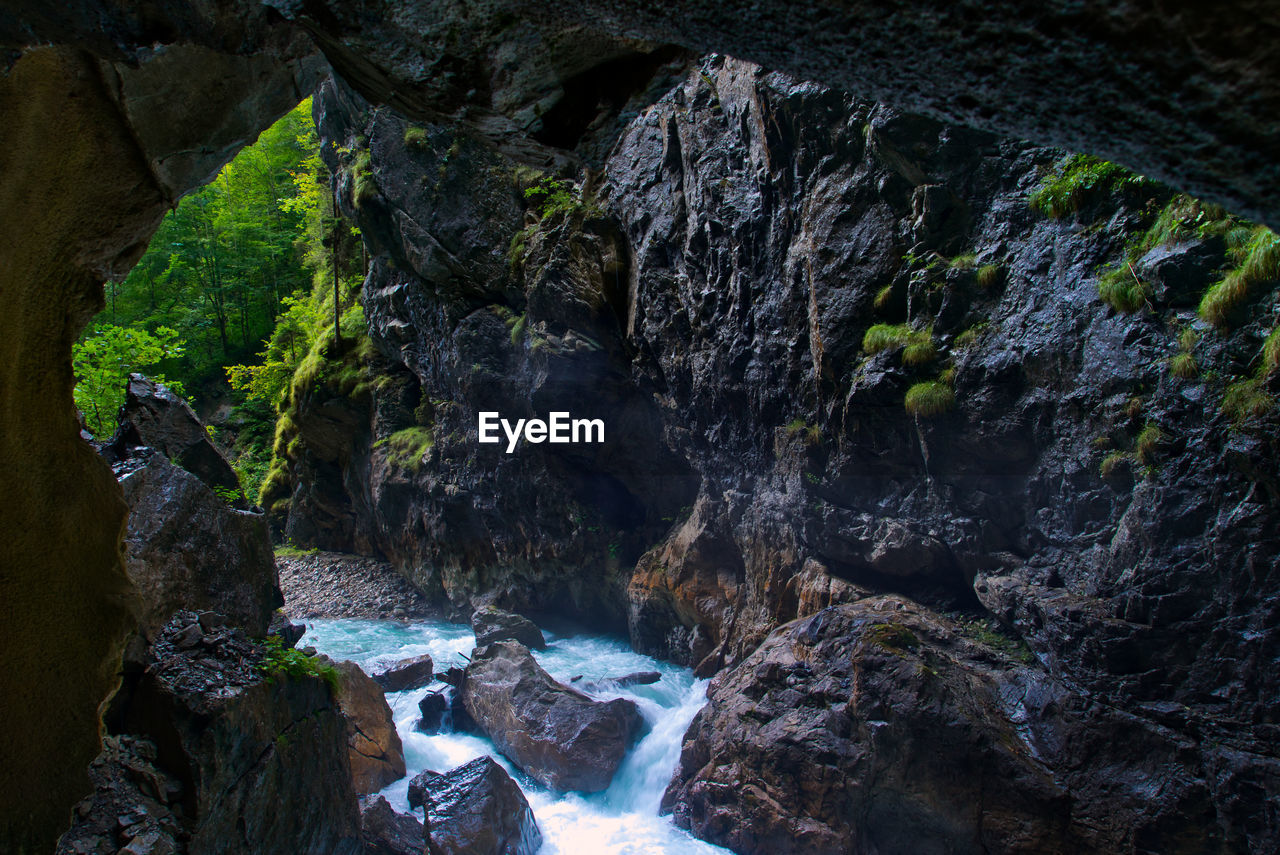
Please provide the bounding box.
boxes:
[302,617,732,855]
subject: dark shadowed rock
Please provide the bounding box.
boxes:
[360,795,425,855]
[373,653,434,692]
[55,736,184,855]
[461,642,645,792]
[471,607,547,650]
[99,612,362,855]
[417,691,449,734]
[410,756,541,855]
[105,375,244,501]
[118,452,280,638]
[332,660,408,794]
[268,610,307,648]
[664,598,1268,854]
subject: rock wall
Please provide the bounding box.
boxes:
[277,56,1280,849]
[1,1,1277,851]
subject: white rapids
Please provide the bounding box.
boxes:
[302,618,732,855]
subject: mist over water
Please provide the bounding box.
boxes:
[303,618,731,854]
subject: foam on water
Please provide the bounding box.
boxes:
[302,618,731,855]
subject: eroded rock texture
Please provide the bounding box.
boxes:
[332,660,408,795]
[279,55,1280,850]
[2,1,1278,851]
[79,612,363,855]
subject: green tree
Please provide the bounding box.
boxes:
[73,325,185,436]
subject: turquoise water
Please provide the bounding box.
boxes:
[302,618,731,854]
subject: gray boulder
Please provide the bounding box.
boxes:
[359,795,424,855]
[471,607,546,650]
[461,642,645,792]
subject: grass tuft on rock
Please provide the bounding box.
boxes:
[1169,352,1198,379]
[904,380,954,418]
[1097,263,1151,313]
[1223,378,1275,422]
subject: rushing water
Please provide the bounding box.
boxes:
[302,618,732,855]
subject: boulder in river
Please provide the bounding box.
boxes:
[471,607,547,650]
[332,660,408,794]
[359,795,424,855]
[409,756,542,855]
[461,642,645,792]
[417,690,449,734]
[372,653,434,692]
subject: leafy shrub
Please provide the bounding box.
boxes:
[256,635,338,691]
[904,381,955,418]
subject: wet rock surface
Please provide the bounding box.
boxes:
[471,607,547,650]
[359,795,424,855]
[408,756,541,855]
[282,54,1280,851]
[106,376,280,639]
[664,598,1235,853]
[98,612,362,854]
[372,653,434,693]
[332,660,408,795]
[278,550,436,620]
[460,642,646,792]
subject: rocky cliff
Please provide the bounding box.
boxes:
[271,55,1280,850]
[3,1,1278,851]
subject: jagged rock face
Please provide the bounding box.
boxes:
[292,55,1280,849]
[118,454,281,638]
[372,653,434,692]
[664,598,1258,854]
[359,795,425,855]
[332,660,409,795]
[471,607,547,650]
[98,612,362,855]
[108,377,281,638]
[460,642,646,792]
[1,1,1277,851]
[0,21,313,849]
[275,74,695,626]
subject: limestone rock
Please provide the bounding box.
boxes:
[409,756,541,855]
[471,607,546,650]
[416,691,449,734]
[664,598,1253,854]
[333,660,408,794]
[105,375,244,500]
[460,642,645,792]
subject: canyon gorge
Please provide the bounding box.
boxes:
[1,2,1278,853]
